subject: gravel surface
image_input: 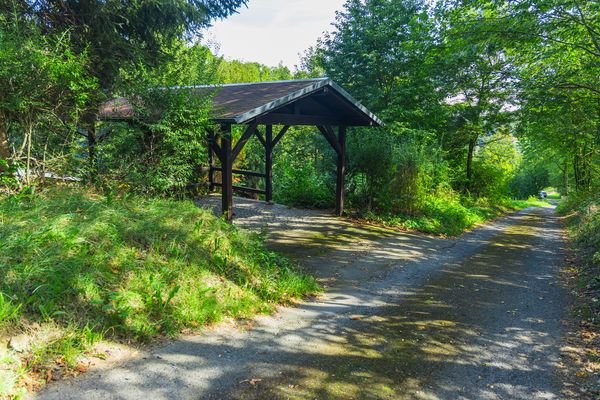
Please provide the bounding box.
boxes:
[36,201,570,400]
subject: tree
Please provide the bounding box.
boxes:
[320,0,446,128]
[447,0,599,193]
[0,17,96,184]
[10,0,248,180]
[98,41,217,195]
[505,0,599,192]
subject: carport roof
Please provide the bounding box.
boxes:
[99,78,383,127]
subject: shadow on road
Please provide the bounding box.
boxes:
[38,206,567,400]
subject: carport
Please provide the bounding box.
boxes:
[100,78,383,220]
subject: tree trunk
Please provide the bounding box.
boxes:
[573,153,581,192]
[562,158,569,195]
[466,137,476,191]
[25,120,32,185]
[87,127,97,182]
[81,112,98,183]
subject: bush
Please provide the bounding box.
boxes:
[347,125,450,215]
[272,127,335,208]
[98,88,212,197]
[558,193,600,261]
[274,162,333,208]
[346,127,395,211]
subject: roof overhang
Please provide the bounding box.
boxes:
[99,78,383,127]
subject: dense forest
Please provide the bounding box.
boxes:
[0,0,598,396]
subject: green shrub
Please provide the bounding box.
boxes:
[559,194,600,260]
[274,162,333,208]
[98,88,211,197]
[359,192,544,236]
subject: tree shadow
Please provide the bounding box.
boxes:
[37,207,568,399]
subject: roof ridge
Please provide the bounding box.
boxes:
[171,78,329,90]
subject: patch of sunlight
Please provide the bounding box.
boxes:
[310,339,383,359]
[464,274,491,279]
[0,352,25,399]
[421,340,459,357]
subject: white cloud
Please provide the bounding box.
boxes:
[204,0,346,69]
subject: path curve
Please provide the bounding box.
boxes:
[36,205,568,400]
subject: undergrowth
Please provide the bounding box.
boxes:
[557,193,600,396]
[558,194,600,325]
[0,188,318,397]
[357,195,548,236]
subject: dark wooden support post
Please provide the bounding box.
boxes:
[265,125,273,203]
[221,124,233,221]
[208,129,215,192]
[335,126,346,216]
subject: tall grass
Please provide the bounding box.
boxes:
[359,193,548,236]
[0,188,318,394]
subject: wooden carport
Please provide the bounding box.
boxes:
[100,78,383,220]
[202,78,382,220]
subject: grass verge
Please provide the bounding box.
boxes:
[0,188,318,397]
[557,193,600,397]
[357,195,549,236]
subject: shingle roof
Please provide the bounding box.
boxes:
[99,78,383,127]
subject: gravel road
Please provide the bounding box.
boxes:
[36,201,569,400]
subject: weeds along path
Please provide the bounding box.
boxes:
[37,200,569,400]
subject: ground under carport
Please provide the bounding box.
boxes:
[37,199,571,400]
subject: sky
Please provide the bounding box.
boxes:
[204,0,346,70]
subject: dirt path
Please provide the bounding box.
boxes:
[36,202,569,400]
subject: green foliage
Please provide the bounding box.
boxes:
[269,126,335,208]
[321,0,445,127]
[0,19,97,186]
[275,162,333,208]
[100,89,212,196]
[469,133,521,198]
[0,292,20,325]
[364,194,545,236]
[346,128,396,211]
[510,164,550,199]
[558,194,600,259]
[502,0,599,193]
[557,193,600,337]
[217,60,292,83]
[0,158,18,189]
[15,0,248,92]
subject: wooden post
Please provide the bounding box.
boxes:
[265,125,273,203]
[208,130,215,192]
[221,124,233,221]
[335,126,346,216]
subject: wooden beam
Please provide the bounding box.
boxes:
[254,128,266,147]
[265,125,273,202]
[232,121,259,161]
[212,166,266,178]
[208,130,215,192]
[210,137,223,163]
[272,125,290,147]
[317,125,341,155]
[221,124,233,221]
[335,125,346,216]
[214,182,266,195]
[257,114,345,126]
